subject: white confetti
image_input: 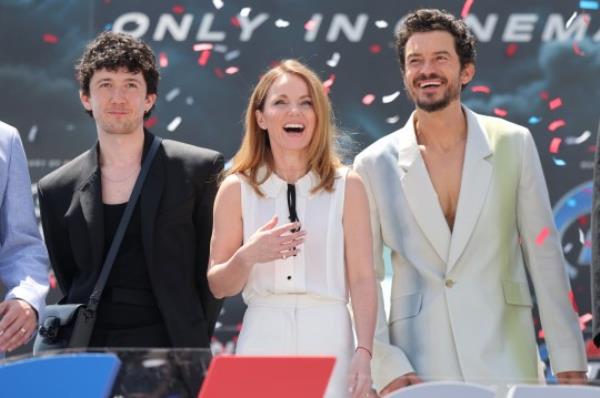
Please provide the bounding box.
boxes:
[28,125,38,143]
[566,11,578,29]
[165,88,181,102]
[386,115,400,124]
[382,91,400,104]
[225,49,240,61]
[326,52,340,68]
[240,7,251,17]
[275,19,290,28]
[565,130,591,145]
[213,44,228,53]
[579,228,585,244]
[212,0,224,10]
[193,43,213,52]
[375,20,389,28]
[185,97,194,106]
[563,242,573,254]
[167,116,182,132]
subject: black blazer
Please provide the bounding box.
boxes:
[38,132,224,348]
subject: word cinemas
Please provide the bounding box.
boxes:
[112,12,600,43]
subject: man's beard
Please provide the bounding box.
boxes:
[406,74,460,113]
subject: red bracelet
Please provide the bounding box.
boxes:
[355,345,372,359]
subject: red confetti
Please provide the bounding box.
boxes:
[535,227,550,245]
[573,42,585,56]
[225,66,239,75]
[172,5,185,14]
[42,33,59,44]
[304,19,318,31]
[548,97,562,110]
[362,94,375,106]
[323,74,335,94]
[549,137,562,154]
[369,44,382,54]
[461,0,475,18]
[505,43,518,57]
[230,16,241,28]
[49,272,57,289]
[539,91,549,101]
[578,215,589,227]
[198,50,211,66]
[144,116,158,129]
[214,68,225,79]
[548,119,566,132]
[159,52,168,68]
[493,108,508,117]
[471,85,491,94]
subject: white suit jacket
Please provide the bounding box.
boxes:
[0,121,49,316]
[354,108,586,389]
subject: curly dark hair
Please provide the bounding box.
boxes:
[396,9,476,73]
[76,31,160,118]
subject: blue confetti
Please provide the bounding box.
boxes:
[580,1,599,10]
[103,23,113,31]
[552,157,566,166]
[528,116,541,124]
[567,198,577,207]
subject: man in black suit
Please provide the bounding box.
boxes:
[38,32,223,348]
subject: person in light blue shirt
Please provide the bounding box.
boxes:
[0,120,49,353]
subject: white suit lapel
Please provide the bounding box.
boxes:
[447,108,493,272]
[398,114,451,263]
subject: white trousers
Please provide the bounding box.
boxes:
[236,294,353,398]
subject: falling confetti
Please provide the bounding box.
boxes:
[225,49,240,61]
[144,116,158,129]
[578,228,585,244]
[566,11,578,29]
[167,116,182,132]
[471,85,491,94]
[565,130,591,145]
[172,5,185,14]
[549,137,562,154]
[535,227,550,245]
[165,88,181,102]
[42,33,59,44]
[28,125,38,143]
[214,68,225,79]
[212,0,224,10]
[494,108,508,117]
[240,7,251,17]
[304,19,318,31]
[382,91,400,104]
[505,43,518,57]
[539,91,549,100]
[362,94,376,106]
[461,0,475,18]
[548,119,566,132]
[375,20,388,28]
[159,52,168,68]
[193,43,214,51]
[198,50,211,66]
[323,74,335,94]
[225,66,239,75]
[231,16,241,27]
[548,97,562,110]
[580,1,599,10]
[369,44,382,54]
[386,115,400,124]
[564,242,574,253]
[275,19,290,28]
[573,42,585,56]
[528,116,541,124]
[213,44,228,53]
[326,52,340,68]
[552,157,567,166]
[185,97,194,105]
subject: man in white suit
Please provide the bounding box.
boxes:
[354,9,587,396]
[0,120,49,354]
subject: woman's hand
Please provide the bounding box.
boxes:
[348,348,374,398]
[239,216,305,266]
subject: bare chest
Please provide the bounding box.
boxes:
[420,147,465,231]
[101,166,140,204]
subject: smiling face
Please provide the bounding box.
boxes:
[255,73,316,157]
[80,67,157,137]
[403,30,474,113]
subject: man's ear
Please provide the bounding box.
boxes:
[460,63,475,86]
[145,93,157,113]
[80,90,92,112]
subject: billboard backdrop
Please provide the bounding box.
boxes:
[1,0,599,368]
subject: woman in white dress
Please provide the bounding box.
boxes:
[207,60,377,398]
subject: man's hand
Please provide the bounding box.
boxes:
[380,372,423,396]
[556,371,588,385]
[0,299,38,352]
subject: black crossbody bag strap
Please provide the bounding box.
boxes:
[87,136,162,312]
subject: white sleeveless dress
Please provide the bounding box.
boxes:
[235,167,353,398]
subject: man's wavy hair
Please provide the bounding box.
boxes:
[76,31,160,119]
[396,9,477,73]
